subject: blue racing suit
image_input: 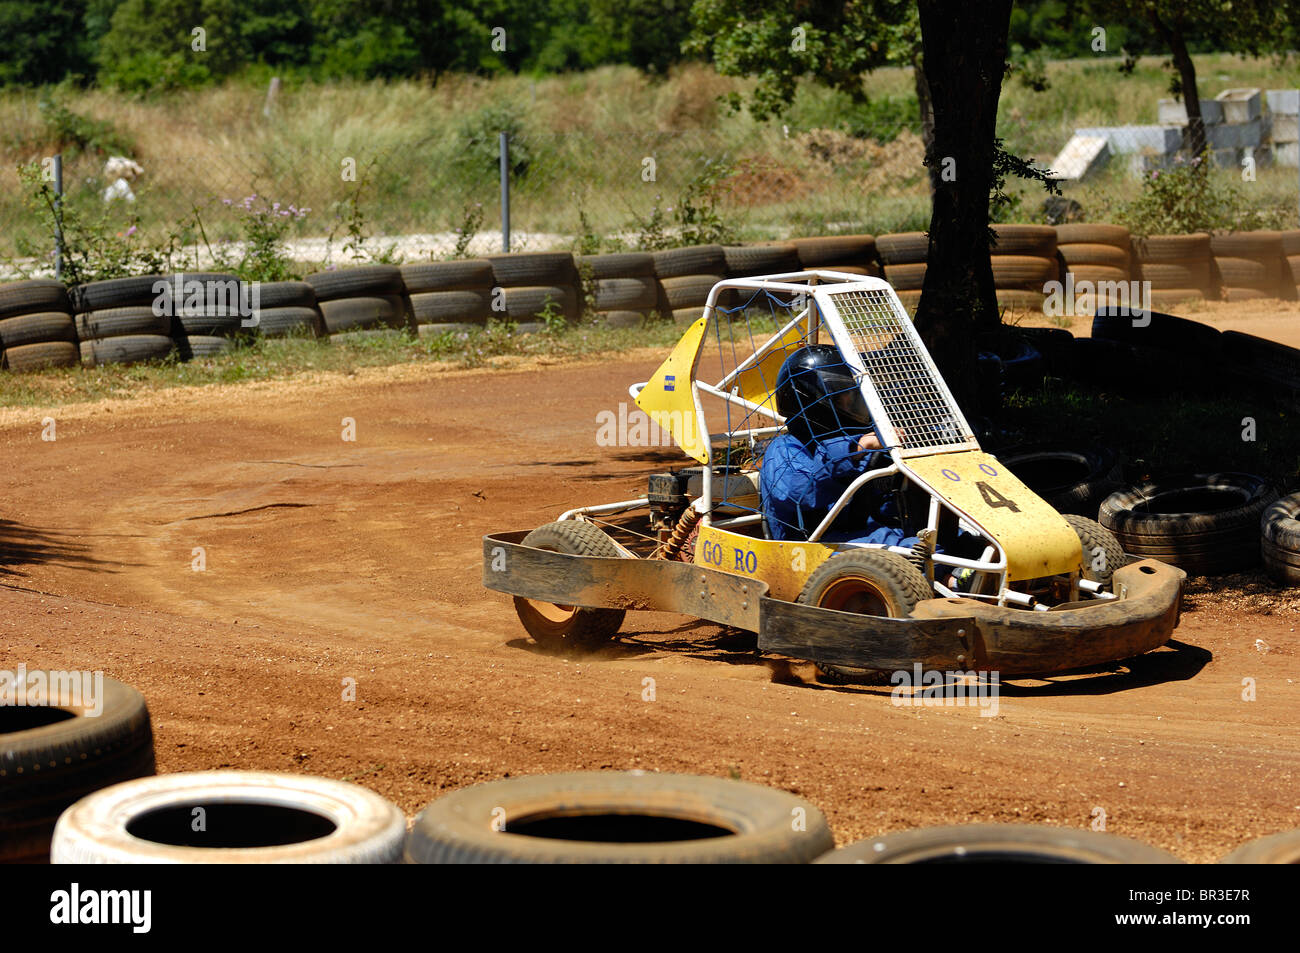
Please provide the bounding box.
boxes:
[760,430,915,547]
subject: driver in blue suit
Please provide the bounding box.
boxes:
[760,344,915,547]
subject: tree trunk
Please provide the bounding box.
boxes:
[912,0,1013,412]
[912,53,938,194]
[1149,11,1205,156]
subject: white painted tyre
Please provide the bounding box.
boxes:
[51,770,405,864]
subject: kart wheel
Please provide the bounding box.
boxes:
[798,551,931,685]
[514,522,626,650]
[1064,514,1126,588]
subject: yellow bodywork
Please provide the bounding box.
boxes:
[694,524,837,602]
[634,317,711,463]
[902,450,1082,581]
[732,316,809,419]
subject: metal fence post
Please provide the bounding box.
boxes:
[499,131,510,253]
[53,153,63,280]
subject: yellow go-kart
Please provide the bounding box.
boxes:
[483,271,1183,676]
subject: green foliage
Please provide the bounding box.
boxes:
[96,0,313,91]
[326,157,402,264]
[687,0,917,120]
[988,139,1060,226]
[630,157,736,251]
[1116,152,1235,236]
[448,201,485,261]
[0,0,93,86]
[15,162,191,284]
[455,105,531,180]
[205,194,309,282]
[38,92,135,156]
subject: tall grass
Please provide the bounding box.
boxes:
[1,53,1297,267]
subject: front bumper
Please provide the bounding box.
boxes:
[483,531,1185,676]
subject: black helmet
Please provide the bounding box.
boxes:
[774,344,874,442]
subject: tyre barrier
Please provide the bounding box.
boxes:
[816,824,1182,864]
[306,266,415,336]
[1091,307,1221,367]
[403,770,834,864]
[7,228,1300,375]
[485,252,580,325]
[788,234,882,277]
[0,279,78,372]
[1261,492,1300,585]
[1211,231,1295,302]
[577,252,658,327]
[1,672,155,863]
[1100,473,1278,576]
[1132,233,1214,303]
[249,280,325,338]
[1057,224,1135,307]
[51,770,406,864]
[69,276,179,368]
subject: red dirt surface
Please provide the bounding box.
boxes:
[3,354,1299,862]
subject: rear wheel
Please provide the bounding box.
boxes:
[514,522,626,650]
[797,550,932,685]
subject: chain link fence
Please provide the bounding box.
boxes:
[2,109,1296,278]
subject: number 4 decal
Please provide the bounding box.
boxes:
[976,481,1020,513]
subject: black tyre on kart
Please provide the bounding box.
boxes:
[514,522,626,649]
[797,550,931,685]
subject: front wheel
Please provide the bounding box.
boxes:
[513,521,626,650]
[797,550,932,685]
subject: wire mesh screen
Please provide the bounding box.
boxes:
[824,287,971,454]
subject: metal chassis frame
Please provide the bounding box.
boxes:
[621,271,1036,604]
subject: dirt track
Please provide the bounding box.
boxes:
[4,351,1299,863]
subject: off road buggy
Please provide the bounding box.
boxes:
[482,271,1184,676]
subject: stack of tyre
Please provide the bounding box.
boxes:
[400,259,495,337]
[70,275,178,367]
[577,252,659,328]
[1286,230,1300,298]
[249,280,325,339]
[651,244,728,325]
[988,224,1058,313]
[486,252,581,332]
[787,234,883,277]
[168,272,249,359]
[1101,473,1278,576]
[1210,231,1296,302]
[1055,223,1135,307]
[0,279,79,371]
[876,232,929,310]
[1132,233,1215,309]
[721,243,803,312]
[305,265,415,341]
